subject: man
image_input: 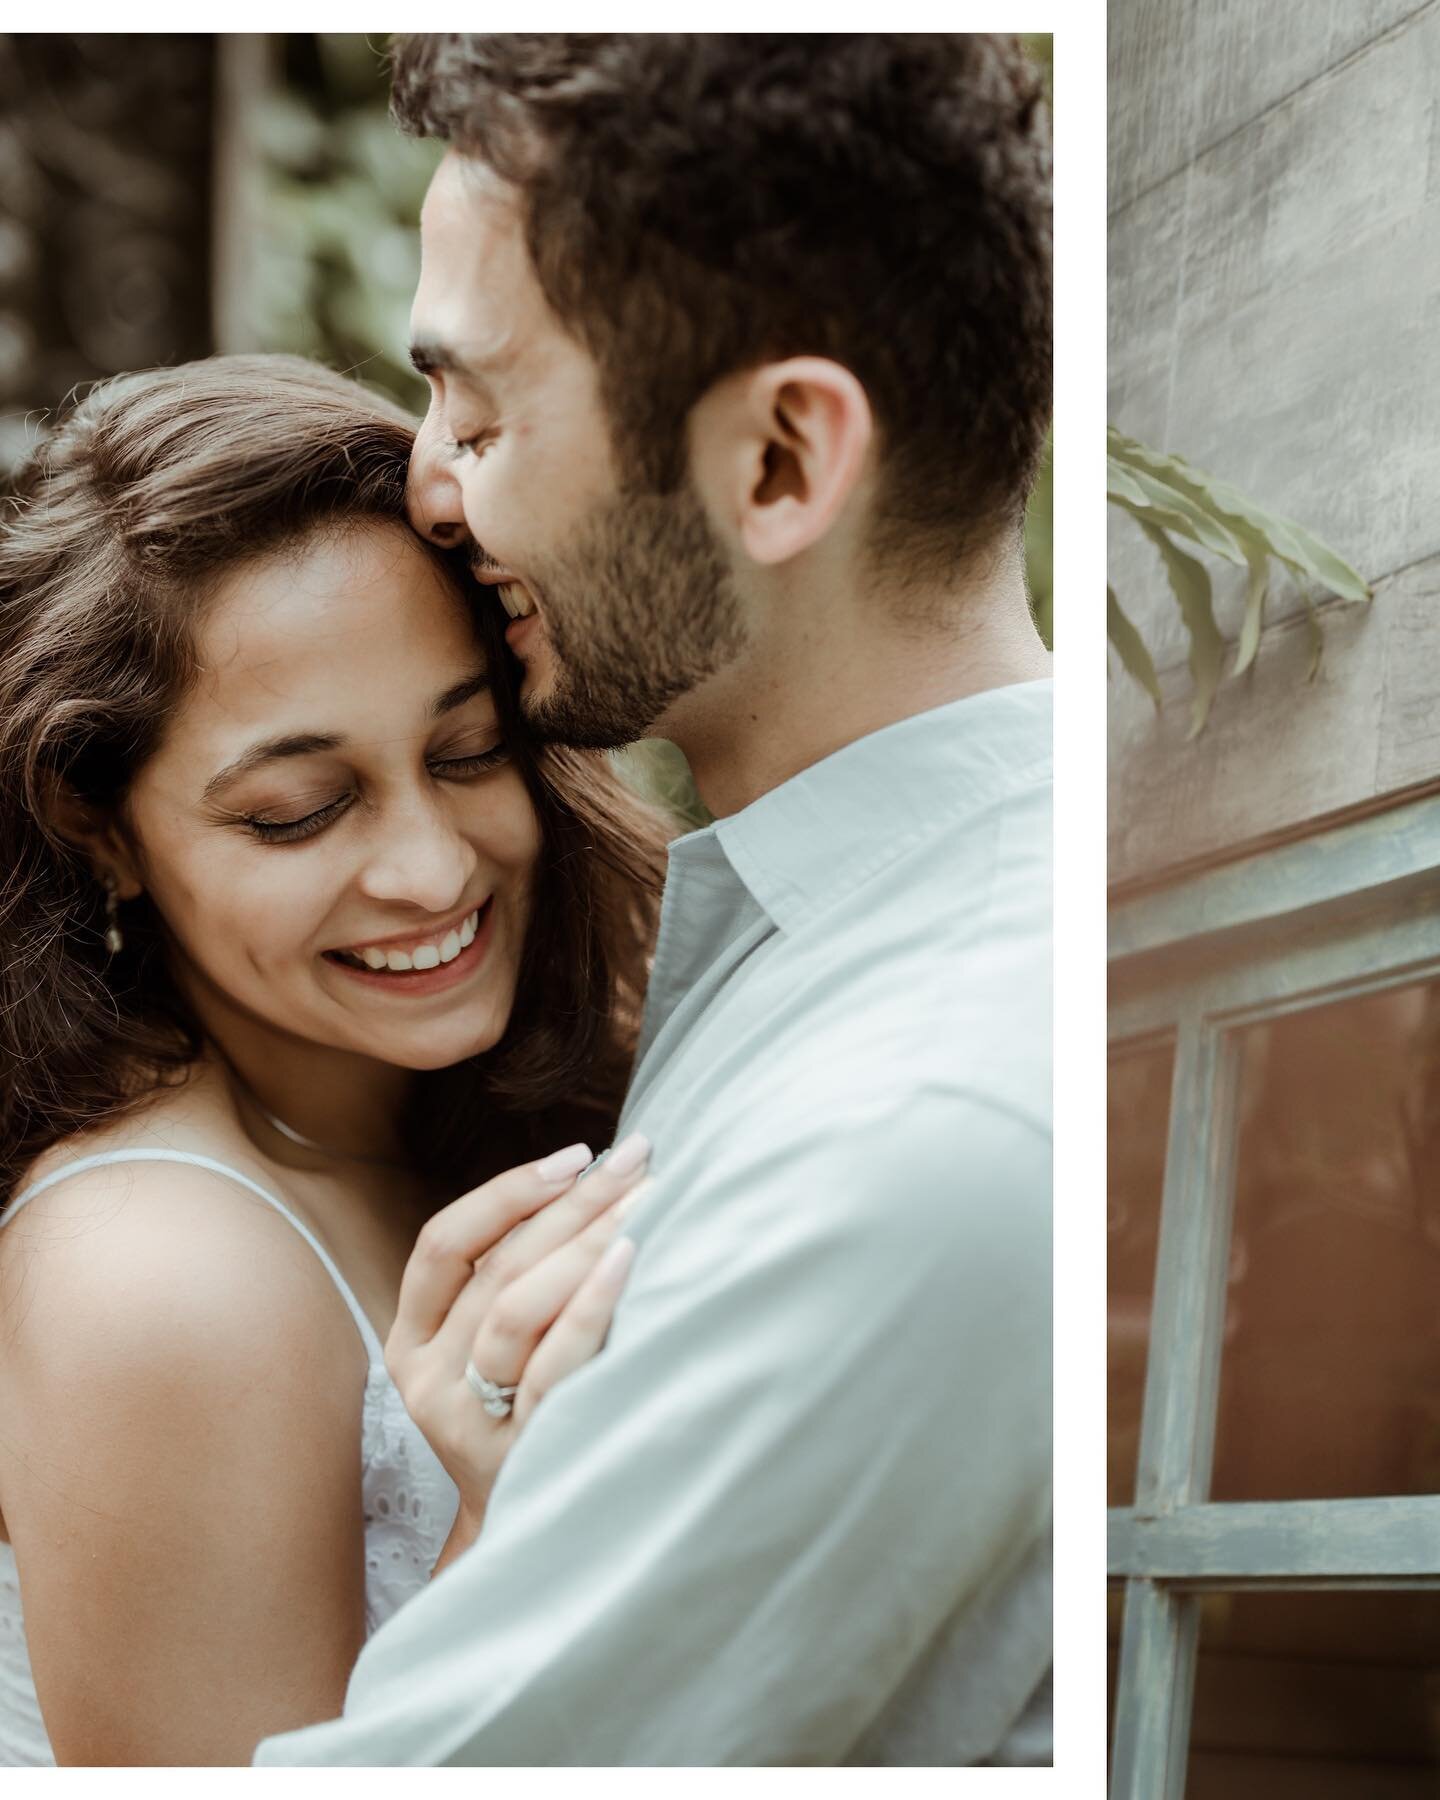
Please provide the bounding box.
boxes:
[257,33,1051,1766]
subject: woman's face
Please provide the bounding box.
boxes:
[121,521,542,1072]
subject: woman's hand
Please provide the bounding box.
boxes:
[385,1132,652,1567]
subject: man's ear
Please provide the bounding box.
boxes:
[42,773,144,900]
[695,357,874,568]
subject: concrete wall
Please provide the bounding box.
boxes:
[1108,0,1440,890]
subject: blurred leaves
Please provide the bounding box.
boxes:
[251,35,438,409]
[1107,425,1369,736]
[1023,34,1052,651]
[1025,432,1053,650]
[612,739,713,835]
[1022,33,1053,99]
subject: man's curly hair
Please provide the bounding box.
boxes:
[391,34,1052,585]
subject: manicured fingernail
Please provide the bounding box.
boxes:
[594,1235,637,1293]
[612,1176,655,1222]
[604,1132,651,1180]
[536,1142,593,1183]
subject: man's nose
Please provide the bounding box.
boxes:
[407,408,470,550]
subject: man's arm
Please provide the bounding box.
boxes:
[255,1087,1050,1767]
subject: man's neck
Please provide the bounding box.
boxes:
[668,552,1050,819]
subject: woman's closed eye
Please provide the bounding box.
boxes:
[239,794,353,845]
[236,745,513,845]
[430,744,511,780]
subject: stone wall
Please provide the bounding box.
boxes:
[1108,1,1440,889]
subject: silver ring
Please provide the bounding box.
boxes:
[464,1359,519,1419]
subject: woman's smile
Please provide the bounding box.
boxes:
[324,898,496,997]
[123,521,543,1076]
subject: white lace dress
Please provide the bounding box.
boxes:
[0,1150,460,1767]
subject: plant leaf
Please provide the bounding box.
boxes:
[1109,427,1369,603]
[1107,586,1163,709]
[1233,543,1269,677]
[1303,596,1324,681]
[1107,457,1248,564]
[1138,520,1226,737]
[1106,460,1208,547]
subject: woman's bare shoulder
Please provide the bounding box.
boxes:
[11,1063,245,1194]
[0,1117,371,1757]
[0,1114,366,1407]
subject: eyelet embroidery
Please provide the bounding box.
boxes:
[360,1365,461,1637]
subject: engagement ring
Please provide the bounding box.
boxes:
[464,1360,519,1419]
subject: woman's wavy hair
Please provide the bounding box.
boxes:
[0,354,669,1204]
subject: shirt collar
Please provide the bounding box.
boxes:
[676,679,1052,933]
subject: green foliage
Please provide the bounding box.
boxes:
[612,740,713,834]
[1107,426,1370,736]
[252,34,437,409]
[1023,33,1053,96]
[1107,586,1160,707]
[1022,36,1053,652]
[1025,434,1053,650]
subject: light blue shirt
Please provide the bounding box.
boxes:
[256,679,1053,1767]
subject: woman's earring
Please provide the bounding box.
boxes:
[102,873,124,956]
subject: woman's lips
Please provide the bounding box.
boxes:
[324,898,496,997]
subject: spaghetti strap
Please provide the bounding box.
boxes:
[4,1149,386,1366]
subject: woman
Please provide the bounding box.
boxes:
[0,355,671,1765]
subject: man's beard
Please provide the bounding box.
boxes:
[516,480,746,750]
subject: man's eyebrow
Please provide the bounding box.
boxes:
[409,340,495,392]
[409,342,504,419]
[409,339,455,377]
[201,677,493,803]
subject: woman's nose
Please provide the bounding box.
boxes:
[407,407,470,550]
[358,794,479,913]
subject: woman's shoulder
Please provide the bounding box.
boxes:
[0,1116,371,1736]
[1,1105,367,1409]
[14,1065,218,1196]
[8,1072,318,1256]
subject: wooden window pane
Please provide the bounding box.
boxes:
[1109,1043,1172,1507]
[1211,984,1440,1502]
[1186,1589,1440,1797]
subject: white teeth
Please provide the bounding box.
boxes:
[498,583,537,620]
[342,907,483,972]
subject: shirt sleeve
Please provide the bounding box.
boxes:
[253,1085,1051,1767]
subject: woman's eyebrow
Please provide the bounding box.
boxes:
[431,671,491,718]
[201,674,492,802]
[202,733,342,803]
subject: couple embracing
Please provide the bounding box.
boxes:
[0,35,1053,1767]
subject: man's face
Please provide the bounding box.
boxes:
[407,152,745,749]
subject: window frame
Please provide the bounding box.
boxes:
[1108,792,1440,1799]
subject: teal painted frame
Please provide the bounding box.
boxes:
[1109,791,1440,1799]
